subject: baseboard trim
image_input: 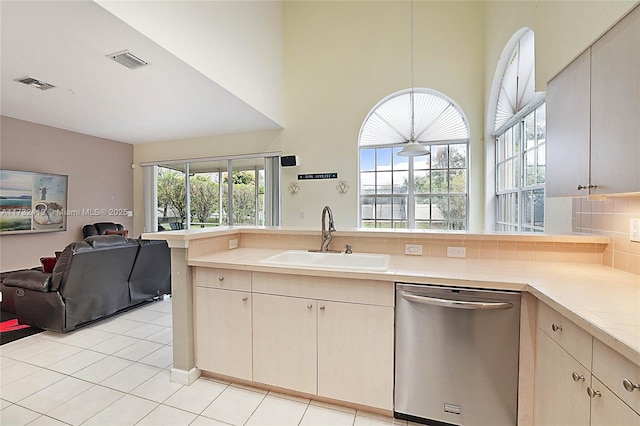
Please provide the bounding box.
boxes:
[170,367,201,385]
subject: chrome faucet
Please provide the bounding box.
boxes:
[320,206,338,252]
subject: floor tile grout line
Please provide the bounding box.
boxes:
[2,343,174,405]
[296,398,313,426]
[5,364,183,424]
[2,326,174,367]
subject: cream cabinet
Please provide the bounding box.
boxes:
[590,4,640,195]
[534,302,640,425]
[591,339,640,424]
[194,268,394,411]
[534,328,591,425]
[317,300,394,409]
[252,293,317,394]
[194,268,252,380]
[546,50,591,197]
[546,5,640,197]
[591,377,640,426]
[252,272,394,410]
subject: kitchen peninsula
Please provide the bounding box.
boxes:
[144,227,640,425]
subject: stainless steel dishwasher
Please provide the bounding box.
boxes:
[394,283,521,426]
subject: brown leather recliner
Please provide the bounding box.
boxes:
[82,222,126,238]
[3,235,171,332]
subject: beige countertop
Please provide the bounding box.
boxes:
[190,247,640,366]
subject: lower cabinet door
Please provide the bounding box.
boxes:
[252,293,317,394]
[317,300,394,410]
[591,377,640,426]
[195,287,252,380]
[534,329,591,425]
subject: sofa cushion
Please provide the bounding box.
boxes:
[94,222,124,235]
[4,270,51,292]
[84,235,132,249]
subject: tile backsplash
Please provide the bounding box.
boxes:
[573,195,640,275]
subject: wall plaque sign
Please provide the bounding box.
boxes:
[298,173,338,180]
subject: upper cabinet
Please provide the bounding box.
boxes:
[546,50,591,197]
[590,5,640,195]
[547,5,640,197]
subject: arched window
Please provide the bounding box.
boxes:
[493,29,546,232]
[359,88,469,229]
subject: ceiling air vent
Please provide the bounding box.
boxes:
[107,50,149,70]
[14,76,55,91]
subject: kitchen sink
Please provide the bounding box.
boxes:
[259,250,390,272]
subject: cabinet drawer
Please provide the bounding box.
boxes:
[194,267,251,291]
[591,376,640,425]
[538,302,592,369]
[593,339,640,415]
[252,272,394,306]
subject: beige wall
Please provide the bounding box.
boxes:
[280,1,486,230]
[574,195,640,275]
[0,116,133,271]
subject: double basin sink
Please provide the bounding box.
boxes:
[260,250,390,272]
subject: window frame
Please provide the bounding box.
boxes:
[142,152,280,232]
[495,101,546,232]
[359,141,469,230]
[358,88,470,230]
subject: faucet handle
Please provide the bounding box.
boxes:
[345,244,352,254]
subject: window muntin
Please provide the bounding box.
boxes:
[494,28,545,233]
[360,143,468,230]
[359,88,469,230]
[496,103,545,232]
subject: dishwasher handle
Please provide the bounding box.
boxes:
[400,291,514,310]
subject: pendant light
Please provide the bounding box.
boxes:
[398,0,430,157]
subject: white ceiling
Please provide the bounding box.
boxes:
[0,0,282,144]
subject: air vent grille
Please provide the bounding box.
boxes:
[14,76,55,90]
[107,50,149,70]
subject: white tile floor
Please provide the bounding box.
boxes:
[1,298,413,426]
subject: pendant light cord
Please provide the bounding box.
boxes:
[410,0,415,142]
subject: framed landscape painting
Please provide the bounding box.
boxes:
[0,170,68,234]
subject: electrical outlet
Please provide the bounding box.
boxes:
[228,239,238,249]
[405,244,423,255]
[447,246,466,258]
[630,219,640,243]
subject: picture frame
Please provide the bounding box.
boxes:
[0,169,68,234]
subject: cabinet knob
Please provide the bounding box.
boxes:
[218,276,224,282]
[242,297,248,302]
[319,306,325,310]
[623,379,640,392]
[577,184,597,191]
[587,387,602,398]
[551,323,563,332]
[572,372,585,382]
[307,304,313,309]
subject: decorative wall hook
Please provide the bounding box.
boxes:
[336,180,350,194]
[288,182,300,194]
